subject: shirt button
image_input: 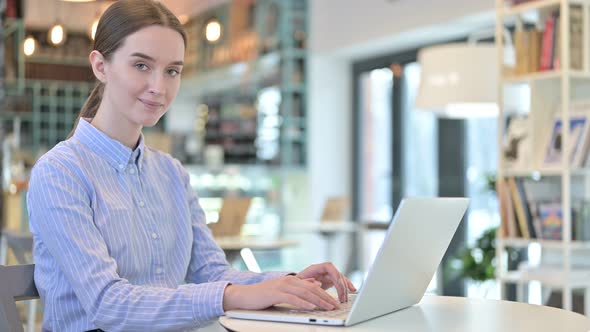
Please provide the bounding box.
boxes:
[138,200,145,207]
[151,233,158,239]
[118,164,125,170]
[156,267,163,274]
[129,168,136,174]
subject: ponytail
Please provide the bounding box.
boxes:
[67,83,104,139]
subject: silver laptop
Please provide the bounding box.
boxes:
[225,197,469,326]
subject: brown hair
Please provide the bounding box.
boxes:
[69,0,186,137]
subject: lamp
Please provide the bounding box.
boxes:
[23,36,36,56]
[48,23,66,46]
[205,18,222,43]
[415,30,519,118]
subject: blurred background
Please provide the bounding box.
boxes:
[3,0,590,330]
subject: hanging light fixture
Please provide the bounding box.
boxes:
[48,0,67,46]
[90,18,99,40]
[23,36,37,57]
[205,18,222,43]
[415,43,499,118]
[415,30,524,118]
[48,23,66,46]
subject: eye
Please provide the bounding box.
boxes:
[167,68,180,77]
[135,63,149,71]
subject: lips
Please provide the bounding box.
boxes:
[139,98,164,110]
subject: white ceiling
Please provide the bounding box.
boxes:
[24,0,229,32]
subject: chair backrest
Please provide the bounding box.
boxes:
[0,264,38,332]
[1,230,33,264]
[209,197,252,237]
[320,196,350,222]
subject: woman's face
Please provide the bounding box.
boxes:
[101,25,185,128]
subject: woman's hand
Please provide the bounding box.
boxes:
[222,275,341,311]
[296,263,357,303]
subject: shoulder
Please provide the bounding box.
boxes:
[143,146,188,178]
[31,140,89,186]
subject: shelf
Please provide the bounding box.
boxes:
[501,0,589,17]
[502,70,590,83]
[499,267,590,287]
[501,167,590,177]
[499,237,590,249]
[26,56,90,67]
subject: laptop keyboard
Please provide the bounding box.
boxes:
[284,294,356,317]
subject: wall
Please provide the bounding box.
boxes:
[306,0,496,221]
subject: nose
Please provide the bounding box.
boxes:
[148,73,165,96]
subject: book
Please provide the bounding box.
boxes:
[515,178,536,238]
[537,202,563,240]
[570,5,584,70]
[543,111,590,168]
[507,177,531,238]
[527,29,542,73]
[540,12,557,71]
[513,28,530,75]
[497,178,518,238]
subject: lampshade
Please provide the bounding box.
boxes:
[415,43,499,118]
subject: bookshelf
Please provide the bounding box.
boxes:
[495,0,590,314]
[181,0,308,166]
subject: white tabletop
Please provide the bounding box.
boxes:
[219,295,590,332]
[214,236,298,251]
[286,221,359,233]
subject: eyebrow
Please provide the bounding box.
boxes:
[130,52,184,66]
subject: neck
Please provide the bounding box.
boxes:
[91,103,142,150]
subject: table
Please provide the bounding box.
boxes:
[215,236,298,272]
[286,222,360,274]
[219,295,590,332]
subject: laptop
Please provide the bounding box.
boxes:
[225,197,469,326]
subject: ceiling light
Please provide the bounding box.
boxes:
[23,36,36,57]
[205,19,222,43]
[48,24,66,46]
[415,43,501,118]
[90,18,99,40]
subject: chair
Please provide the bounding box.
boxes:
[0,231,38,332]
[320,196,350,223]
[208,197,252,238]
[0,264,39,332]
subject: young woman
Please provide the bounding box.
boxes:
[26,1,355,331]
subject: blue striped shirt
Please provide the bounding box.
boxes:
[27,118,286,332]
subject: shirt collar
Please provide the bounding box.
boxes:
[72,118,146,172]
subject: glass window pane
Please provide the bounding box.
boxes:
[358,68,393,222]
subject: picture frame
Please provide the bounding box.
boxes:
[503,115,531,169]
[543,111,590,167]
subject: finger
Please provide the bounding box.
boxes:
[279,293,317,310]
[338,273,348,303]
[316,263,348,302]
[283,284,336,310]
[303,278,322,288]
[294,278,340,308]
[344,276,357,292]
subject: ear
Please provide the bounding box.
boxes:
[89,50,107,83]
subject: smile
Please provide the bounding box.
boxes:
[139,98,164,110]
